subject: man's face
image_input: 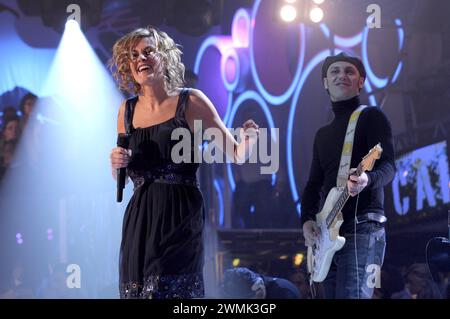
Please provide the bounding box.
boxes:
[323,61,364,102]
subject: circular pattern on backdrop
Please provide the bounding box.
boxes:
[249,0,306,105]
[226,91,277,192]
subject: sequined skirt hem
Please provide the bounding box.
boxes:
[119,273,204,299]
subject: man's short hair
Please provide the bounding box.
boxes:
[321,52,366,80]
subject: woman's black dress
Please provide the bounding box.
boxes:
[119,88,204,299]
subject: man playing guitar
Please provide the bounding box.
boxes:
[301,52,396,299]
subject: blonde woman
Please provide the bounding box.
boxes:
[109,26,259,299]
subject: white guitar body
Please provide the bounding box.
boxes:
[307,187,346,282]
[306,143,383,283]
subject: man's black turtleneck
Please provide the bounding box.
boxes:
[300,95,395,228]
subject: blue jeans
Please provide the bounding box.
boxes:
[321,221,386,299]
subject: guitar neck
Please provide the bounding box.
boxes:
[326,188,350,227]
[325,162,363,227]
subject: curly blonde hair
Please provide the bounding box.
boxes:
[109,26,185,95]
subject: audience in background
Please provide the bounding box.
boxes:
[0,259,34,298]
[0,92,37,182]
[391,263,444,299]
[1,106,19,124]
[219,267,301,299]
[0,114,21,181]
[19,93,37,129]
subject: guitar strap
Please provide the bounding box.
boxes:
[336,104,367,188]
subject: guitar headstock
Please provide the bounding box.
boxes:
[360,143,383,172]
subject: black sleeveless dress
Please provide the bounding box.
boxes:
[119,88,205,299]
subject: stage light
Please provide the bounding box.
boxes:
[17,0,104,34]
[279,255,288,260]
[280,5,297,22]
[294,253,304,266]
[309,6,324,23]
[65,19,79,30]
[285,0,297,3]
[1,3,124,297]
[278,0,326,25]
[232,258,240,267]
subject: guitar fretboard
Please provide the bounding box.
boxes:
[325,163,363,227]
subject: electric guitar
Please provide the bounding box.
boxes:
[306,143,383,282]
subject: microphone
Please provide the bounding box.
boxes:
[116,133,130,202]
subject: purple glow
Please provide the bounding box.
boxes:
[213,37,234,55]
[17,238,23,245]
[195,37,230,119]
[47,228,54,240]
[16,233,22,239]
[225,56,237,83]
[232,8,251,48]
[221,48,239,91]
